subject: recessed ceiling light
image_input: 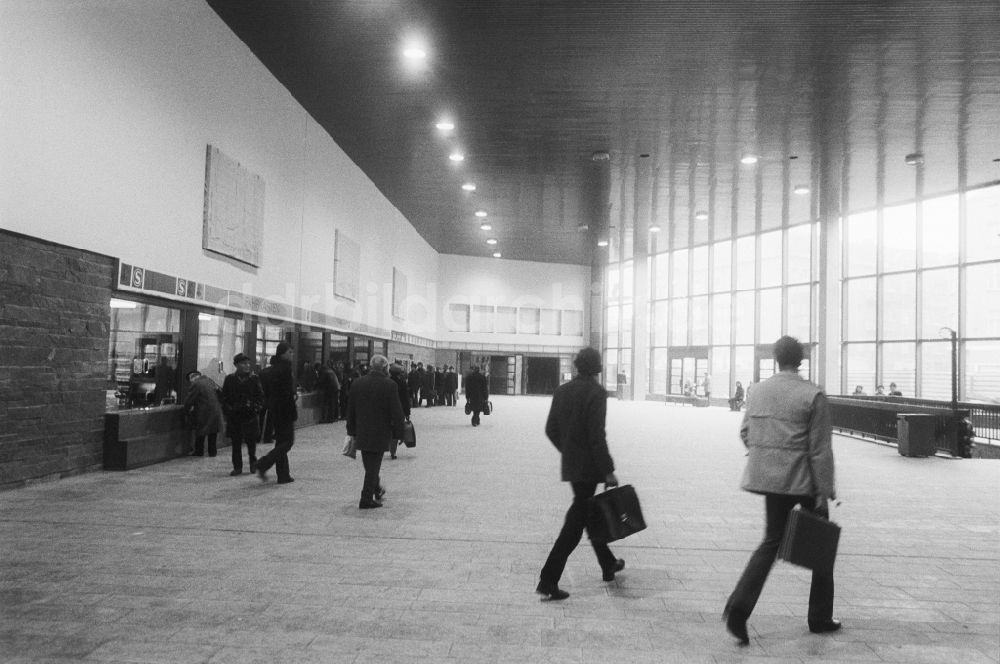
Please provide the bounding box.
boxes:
[435,120,455,131]
[479,223,492,231]
[597,239,609,247]
[474,210,487,217]
[486,238,498,245]
[904,152,924,166]
[402,45,426,60]
[740,154,759,165]
[461,182,476,191]
[694,210,709,221]
[793,184,810,195]
[649,223,661,233]
[449,152,464,162]
[492,252,502,258]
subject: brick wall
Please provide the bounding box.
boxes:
[0,231,114,490]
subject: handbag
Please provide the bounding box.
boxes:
[587,484,647,543]
[402,420,416,448]
[482,400,492,416]
[464,401,472,415]
[341,435,356,459]
[777,507,840,575]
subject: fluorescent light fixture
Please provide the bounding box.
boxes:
[597,239,609,247]
[109,298,137,309]
[474,210,487,217]
[461,182,476,191]
[492,252,502,258]
[740,154,759,165]
[198,313,213,321]
[435,120,455,131]
[479,223,492,231]
[486,238,498,245]
[448,152,464,162]
[793,184,810,195]
[694,210,709,221]
[904,152,924,166]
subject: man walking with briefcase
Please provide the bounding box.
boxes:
[724,335,840,645]
[536,347,625,601]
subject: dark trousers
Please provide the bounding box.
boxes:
[409,388,420,408]
[360,450,383,500]
[230,434,257,471]
[444,390,454,406]
[193,433,218,456]
[257,419,294,481]
[727,494,834,623]
[540,482,617,585]
[322,390,339,422]
[471,409,482,426]
[260,409,274,444]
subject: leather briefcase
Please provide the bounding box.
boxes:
[587,484,647,544]
[777,507,840,575]
[402,421,416,448]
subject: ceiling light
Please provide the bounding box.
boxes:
[402,44,426,61]
[740,154,759,165]
[448,152,464,162]
[577,223,589,231]
[198,313,213,321]
[109,298,137,309]
[591,151,610,161]
[492,252,502,258]
[793,184,810,195]
[474,210,487,217]
[694,210,709,221]
[435,120,454,132]
[597,239,609,247]
[904,152,924,166]
[649,223,661,233]
[486,238,498,245]
[479,223,492,231]
[461,182,476,191]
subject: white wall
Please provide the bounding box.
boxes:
[437,254,591,348]
[0,0,439,339]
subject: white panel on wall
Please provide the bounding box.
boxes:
[540,308,560,335]
[471,305,494,333]
[519,308,540,334]
[203,145,265,267]
[447,304,470,332]
[496,306,517,333]
[334,229,361,301]
[392,267,408,320]
[562,310,583,336]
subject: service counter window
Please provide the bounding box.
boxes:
[256,325,290,370]
[297,330,324,391]
[107,298,181,410]
[197,314,247,387]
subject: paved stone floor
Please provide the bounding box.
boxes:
[2,396,998,663]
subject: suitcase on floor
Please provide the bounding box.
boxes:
[587,484,647,543]
[402,420,416,448]
[778,507,840,575]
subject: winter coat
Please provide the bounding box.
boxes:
[346,370,406,452]
[221,371,264,440]
[544,374,614,483]
[184,375,224,436]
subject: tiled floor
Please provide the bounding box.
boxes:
[2,396,998,663]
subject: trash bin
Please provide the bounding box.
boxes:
[896,413,938,457]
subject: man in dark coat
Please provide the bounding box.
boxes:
[407,363,422,408]
[387,362,412,460]
[183,370,224,456]
[536,347,622,601]
[256,342,297,484]
[317,359,341,423]
[445,366,458,406]
[464,365,489,426]
[346,355,405,509]
[419,364,436,407]
[221,353,264,476]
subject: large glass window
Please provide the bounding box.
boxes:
[712,240,732,292]
[295,329,323,389]
[846,277,877,341]
[691,296,709,345]
[653,253,670,299]
[920,268,958,339]
[670,299,688,346]
[691,246,709,295]
[881,273,916,340]
[256,324,288,368]
[883,203,917,273]
[787,223,812,284]
[736,236,755,290]
[651,347,669,395]
[606,305,620,342]
[197,314,246,387]
[966,185,1000,263]
[621,261,634,301]
[711,346,731,401]
[966,341,1000,402]
[107,299,181,410]
[672,249,689,298]
[652,300,669,346]
[846,211,877,277]
[845,343,876,395]
[920,341,951,399]
[711,293,731,346]
[734,291,755,344]
[759,288,782,343]
[786,285,811,342]
[921,195,958,268]
[759,230,782,288]
[966,263,1000,338]
[733,345,754,388]
[882,342,915,397]
[606,265,621,301]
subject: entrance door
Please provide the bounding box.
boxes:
[525,356,560,395]
[668,347,709,395]
[489,356,508,395]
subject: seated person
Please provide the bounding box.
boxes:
[875,384,885,395]
[852,385,866,396]
[888,382,903,396]
[728,381,745,411]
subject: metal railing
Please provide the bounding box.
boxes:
[844,395,1000,445]
[827,396,974,456]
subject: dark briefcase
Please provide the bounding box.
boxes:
[587,484,647,544]
[402,421,416,448]
[777,508,840,575]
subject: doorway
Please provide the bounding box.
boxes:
[667,347,709,396]
[524,356,560,395]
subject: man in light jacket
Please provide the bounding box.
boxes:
[724,336,839,644]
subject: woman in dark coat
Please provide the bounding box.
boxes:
[184,370,225,456]
[536,347,623,601]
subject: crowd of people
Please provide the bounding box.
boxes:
[182,336,840,645]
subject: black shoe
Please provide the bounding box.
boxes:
[723,604,750,646]
[208,453,217,457]
[256,465,268,482]
[390,455,397,460]
[535,581,569,601]
[189,451,204,457]
[603,558,625,582]
[229,469,242,476]
[277,477,295,484]
[376,486,386,500]
[249,462,257,473]
[359,498,383,509]
[809,619,842,634]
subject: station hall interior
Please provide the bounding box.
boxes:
[1,3,1000,662]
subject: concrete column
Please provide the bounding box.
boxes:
[631,155,652,399]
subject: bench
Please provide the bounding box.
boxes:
[662,394,709,407]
